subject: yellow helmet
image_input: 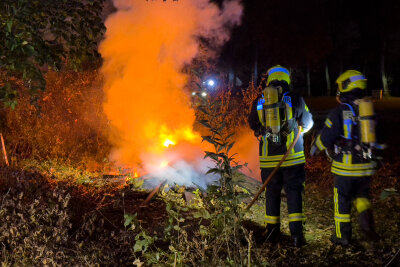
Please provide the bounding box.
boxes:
[266,65,291,86]
[336,70,367,93]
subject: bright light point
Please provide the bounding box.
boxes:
[192,92,196,96]
[207,79,215,86]
[201,92,207,97]
[160,160,169,168]
[134,172,139,178]
[163,138,175,147]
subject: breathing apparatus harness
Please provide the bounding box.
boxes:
[257,86,297,144]
[333,98,380,161]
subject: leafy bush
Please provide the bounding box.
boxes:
[0,0,105,105]
[1,70,110,166]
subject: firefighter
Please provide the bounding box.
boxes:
[310,70,384,246]
[248,65,313,247]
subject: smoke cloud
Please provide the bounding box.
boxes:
[233,127,261,181]
[100,0,242,181]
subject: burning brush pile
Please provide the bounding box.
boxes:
[99,0,245,188]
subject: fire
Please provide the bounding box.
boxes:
[100,0,242,173]
[163,139,175,148]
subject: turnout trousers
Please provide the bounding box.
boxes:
[333,175,375,241]
[261,164,306,238]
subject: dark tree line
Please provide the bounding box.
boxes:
[218,0,400,96]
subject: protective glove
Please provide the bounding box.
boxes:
[280,123,290,137]
[310,144,319,156]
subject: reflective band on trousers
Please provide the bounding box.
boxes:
[288,213,306,222]
[334,187,351,238]
[264,215,280,224]
[334,214,350,222]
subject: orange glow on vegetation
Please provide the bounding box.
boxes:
[100,0,242,170]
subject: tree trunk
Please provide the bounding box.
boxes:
[325,63,331,96]
[306,64,311,96]
[381,42,390,96]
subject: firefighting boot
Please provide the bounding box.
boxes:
[264,224,281,244]
[289,221,306,247]
[330,234,350,246]
[292,235,306,247]
[359,210,380,242]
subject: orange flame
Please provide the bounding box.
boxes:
[100,0,242,171]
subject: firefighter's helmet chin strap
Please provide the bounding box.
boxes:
[336,91,361,107]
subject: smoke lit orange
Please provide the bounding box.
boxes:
[100,0,242,175]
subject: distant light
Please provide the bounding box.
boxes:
[201,92,207,97]
[192,92,196,96]
[207,79,215,87]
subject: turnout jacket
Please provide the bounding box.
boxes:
[315,103,377,177]
[248,92,313,168]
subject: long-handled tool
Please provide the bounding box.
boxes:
[245,126,303,210]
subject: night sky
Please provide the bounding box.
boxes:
[217,0,400,96]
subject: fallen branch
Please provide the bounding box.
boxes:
[0,133,9,166]
[385,247,400,267]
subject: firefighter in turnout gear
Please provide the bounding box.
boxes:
[248,65,313,247]
[310,70,384,246]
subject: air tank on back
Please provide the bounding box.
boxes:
[262,86,280,134]
[359,98,376,144]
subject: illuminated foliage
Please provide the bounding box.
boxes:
[0,0,105,107]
